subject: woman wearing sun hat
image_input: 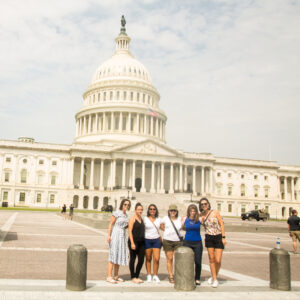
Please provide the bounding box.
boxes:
[160,204,183,283]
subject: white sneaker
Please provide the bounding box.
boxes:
[146,275,152,282]
[208,277,213,285]
[212,280,219,288]
[153,275,160,283]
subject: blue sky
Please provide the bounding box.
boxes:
[0,0,299,164]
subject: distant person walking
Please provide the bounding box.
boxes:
[128,202,145,283]
[200,198,226,288]
[161,204,183,283]
[144,204,162,283]
[69,203,74,220]
[106,199,131,284]
[61,204,67,220]
[287,209,300,254]
[181,204,203,286]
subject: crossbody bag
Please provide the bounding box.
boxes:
[169,217,183,242]
[149,218,162,243]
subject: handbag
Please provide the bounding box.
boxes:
[169,217,183,242]
[149,218,162,243]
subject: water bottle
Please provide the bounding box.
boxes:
[276,237,280,249]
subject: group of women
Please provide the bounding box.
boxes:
[106,197,226,288]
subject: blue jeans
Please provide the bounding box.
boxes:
[183,239,203,280]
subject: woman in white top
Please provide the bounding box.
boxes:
[161,204,183,283]
[143,204,161,283]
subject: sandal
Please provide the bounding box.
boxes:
[114,276,125,282]
[106,277,117,284]
[195,280,201,286]
[168,276,175,284]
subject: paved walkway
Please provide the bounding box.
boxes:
[0,211,299,299]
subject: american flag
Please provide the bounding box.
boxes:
[148,108,158,117]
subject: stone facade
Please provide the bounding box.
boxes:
[0,21,299,219]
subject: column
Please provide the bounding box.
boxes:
[83,116,86,134]
[144,115,147,134]
[161,162,165,193]
[76,120,79,136]
[119,112,123,132]
[95,114,98,133]
[193,166,196,196]
[201,166,205,195]
[69,157,75,187]
[209,167,213,194]
[111,112,114,132]
[291,177,295,201]
[89,158,94,189]
[99,159,104,190]
[141,161,146,192]
[174,165,179,191]
[79,158,84,189]
[128,112,131,132]
[103,113,106,132]
[179,164,183,192]
[136,114,140,134]
[156,164,160,191]
[184,165,187,191]
[122,159,126,188]
[88,115,92,133]
[284,177,287,200]
[111,160,116,189]
[132,160,136,192]
[169,163,174,194]
[150,161,155,193]
[150,116,153,135]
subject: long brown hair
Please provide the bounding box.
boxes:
[186,204,199,223]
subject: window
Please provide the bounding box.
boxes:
[137,93,139,102]
[264,176,268,181]
[130,92,133,101]
[36,193,41,203]
[241,184,245,197]
[5,157,11,162]
[143,94,145,103]
[123,91,127,100]
[228,173,232,178]
[52,161,57,166]
[217,172,221,177]
[103,92,106,101]
[5,172,10,182]
[50,194,55,204]
[241,174,244,179]
[110,91,113,100]
[38,174,44,184]
[241,204,246,214]
[51,175,56,185]
[19,192,25,202]
[255,205,259,210]
[217,203,221,212]
[228,203,232,213]
[254,187,259,197]
[39,160,44,165]
[265,206,269,213]
[228,186,232,196]
[264,188,269,198]
[23,159,27,164]
[3,191,8,201]
[116,91,120,100]
[254,175,258,180]
[217,185,222,195]
[21,169,27,183]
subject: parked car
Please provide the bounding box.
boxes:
[241,209,270,221]
[101,205,113,212]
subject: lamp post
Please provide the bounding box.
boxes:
[190,193,193,202]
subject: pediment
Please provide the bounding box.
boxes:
[115,140,181,157]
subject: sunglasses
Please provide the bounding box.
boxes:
[149,208,156,211]
[170,210,177,212]
[201,203,208,206]
[123,203,130,207]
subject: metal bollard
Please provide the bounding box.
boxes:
[66,244,88,291]
[174,246,195,291]
[269,248,291,291]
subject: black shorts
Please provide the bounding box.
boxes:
[205,234,224,249]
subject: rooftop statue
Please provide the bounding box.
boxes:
[120,15,126,33]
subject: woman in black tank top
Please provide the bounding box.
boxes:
[128,202,145,283]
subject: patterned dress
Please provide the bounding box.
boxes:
[109,210,129,265]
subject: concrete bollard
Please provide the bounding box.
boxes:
[269,248,291,291]
[174,246,195,291]
[66,244,88,291]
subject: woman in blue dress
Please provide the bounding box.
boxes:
[106,198,131,284]
[181,204,203,285]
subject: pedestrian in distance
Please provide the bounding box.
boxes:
[128,202,145,283]
[181,204,203,286]
[199,198,226,288]
[160,204,183,284]
[106,199,131,284]
[144,204,162,283]
[61,204,67,220]
[69,203,74,220]
[287,209,300,254]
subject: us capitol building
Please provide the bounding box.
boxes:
[1,18,299,218]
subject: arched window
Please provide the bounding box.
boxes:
[21,169,27,183]
[240,184,245,197]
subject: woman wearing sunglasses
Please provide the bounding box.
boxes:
[143,204,162,283]
[181,204,203,286]
[161,204,183,283]
[106,198,131,284]
[199,198,226,288]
